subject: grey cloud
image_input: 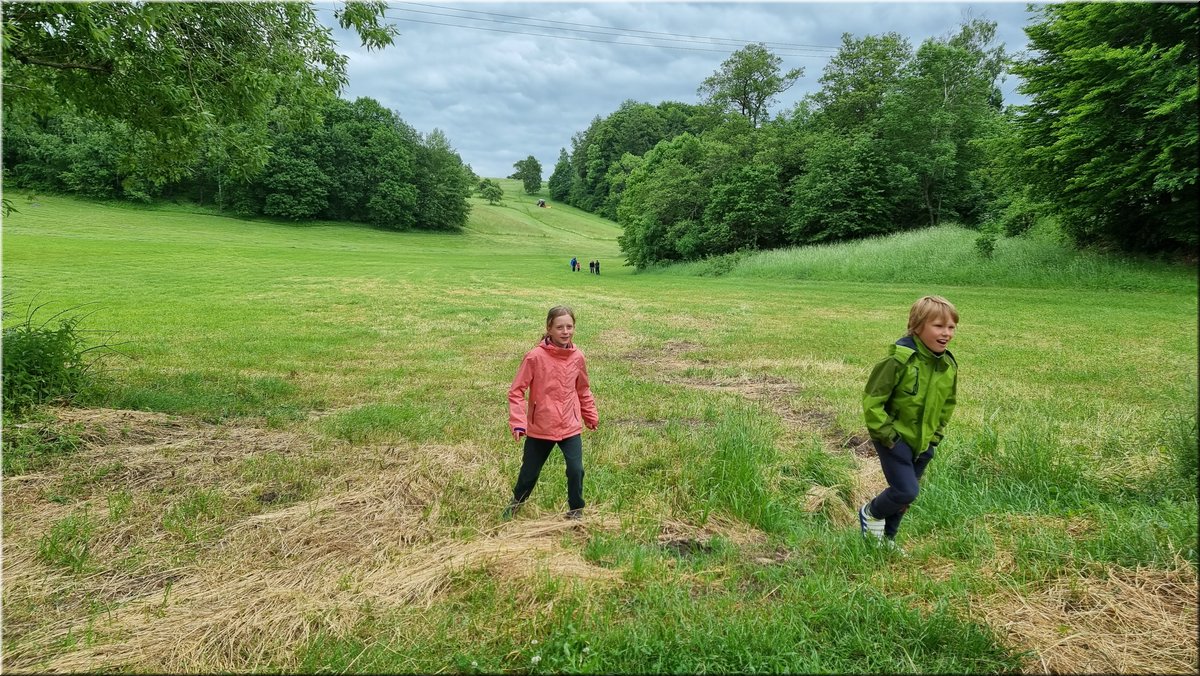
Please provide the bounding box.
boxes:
[328,2,1037,179]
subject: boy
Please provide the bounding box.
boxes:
[860,295,958,549]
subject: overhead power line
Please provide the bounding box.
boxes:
[397,2,842,53]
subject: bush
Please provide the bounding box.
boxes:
[974,232,998,259]
[2,300,108,414]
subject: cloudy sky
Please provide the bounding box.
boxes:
[320,2,1040,180]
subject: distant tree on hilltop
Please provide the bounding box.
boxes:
[510,155,543,194]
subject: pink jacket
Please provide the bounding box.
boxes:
[509,338,599,440]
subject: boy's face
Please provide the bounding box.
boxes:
[916,313,956,354]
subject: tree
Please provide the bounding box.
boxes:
[413,129,472,230]
[511,155,543,194]
[698,43,803,127]
[547,148,573,201]
[809,33,912,132]
[1,2,395,185]
[1010,3,1198,253]
[617,134,708,268]
[479,178,504,204]
[880,19,1006,227]
[787,129,899,244]
[703,163,786,252]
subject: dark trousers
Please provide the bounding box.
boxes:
[512,434,584,510]
[868,439,934,538]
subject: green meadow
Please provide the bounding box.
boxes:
[2,180,1196,673]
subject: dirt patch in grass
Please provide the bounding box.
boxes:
[976,558,1198,674]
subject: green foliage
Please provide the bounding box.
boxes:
[1,2,394,184]
[1,410,84,476]
[786,129,897,244]
[511,155,543,195]
[2,299,107,414]
[38,509,96,573]
[477,178,503,205]
[547,148,573,201]
[974,232,997,259]
[1010,3,1198,254]
[616,134,708,269]
[565,100,713,214]
[698,42,804,128]
[702,163,785,252]
[809,32,912,132]
[162,489,227,543]
[879,20,1006,228]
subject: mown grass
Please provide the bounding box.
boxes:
[2,181,1196,673]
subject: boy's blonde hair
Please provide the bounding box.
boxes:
[906,296,958,336]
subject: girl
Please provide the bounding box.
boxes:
[504,305,599,520]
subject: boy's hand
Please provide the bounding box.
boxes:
[512,427,526,441]
[585,421,598,431]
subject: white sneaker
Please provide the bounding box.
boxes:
[859,503,885,540]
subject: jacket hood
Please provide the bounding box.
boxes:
[539,336,576,357]
[890,335,955,371]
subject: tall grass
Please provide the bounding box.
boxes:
[655,225,1195,292]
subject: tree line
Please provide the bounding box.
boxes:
[544,5,1195,266]
[2,2,474,231]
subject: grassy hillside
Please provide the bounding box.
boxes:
[3,182,1196,673]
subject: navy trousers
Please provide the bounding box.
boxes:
[512,434,585,510]
[868,439,934,538]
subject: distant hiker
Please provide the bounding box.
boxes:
[569,257,577,272]
[594,260,600,275]
[537,199,546,207]
[860,296,959,554]
[589,259,595,274]
[504,305,599,521]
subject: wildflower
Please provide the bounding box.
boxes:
[582,646,590,654]
[530,639,539,645]
[531,655,542,665]
[471,661,478,669]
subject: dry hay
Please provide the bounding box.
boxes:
[3,408,618,673]
[10,495,619,673]
[801,485,856,526]
[977,558,1198,674]
[656,514,766,551]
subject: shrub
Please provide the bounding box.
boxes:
[974,232,997,259]
[2,299,109,414]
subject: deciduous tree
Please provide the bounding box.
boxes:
[697,43,803,128]
[1010,3,1198,253]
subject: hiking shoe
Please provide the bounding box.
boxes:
[858,503,885,540]
[501,498,523,520]
[564,508,583,520]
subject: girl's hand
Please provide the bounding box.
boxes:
[585,421,598,431]
[512,427,526,441]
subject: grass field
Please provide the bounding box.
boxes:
[2,180,1197,673]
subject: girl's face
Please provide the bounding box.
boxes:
[547,314,575,347]
[916,313,956,354]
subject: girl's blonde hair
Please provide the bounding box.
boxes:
[906,296,958,336]
[543,305,576,340]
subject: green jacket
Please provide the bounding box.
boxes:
[862,335,957,457]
